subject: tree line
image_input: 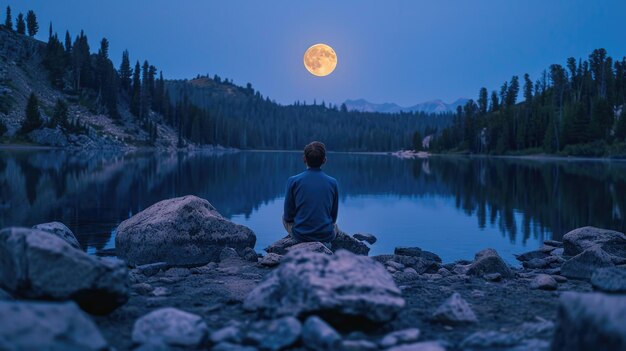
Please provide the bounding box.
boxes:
[430,49,626,157]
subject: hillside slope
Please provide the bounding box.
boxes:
[0,27,181,150]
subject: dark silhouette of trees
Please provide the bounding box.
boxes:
[4,6,12,30]
[16,13,25,34]
[26,10,38,36]
[19,93,42,134]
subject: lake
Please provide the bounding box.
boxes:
[1,149,624,264]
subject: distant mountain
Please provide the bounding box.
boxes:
[344,98,469,114]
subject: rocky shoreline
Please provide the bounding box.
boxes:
[1,195,625,350]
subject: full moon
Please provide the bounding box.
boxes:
[303,44,337,77]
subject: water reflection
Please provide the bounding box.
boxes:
[0,149,624,262]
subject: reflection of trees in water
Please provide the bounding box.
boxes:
[424,157,626,241]
[0,150,625,250]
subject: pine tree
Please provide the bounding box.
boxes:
[130,61,141,117]
[26,10,38,36]
[140,61,151,118]
[16,13,25,35]
[119,50,132,93]
[50,99,69,128]
[4,6,12,31]
[48,22,52,40]
[64,31,72,52]
[478,87,488,115]
[20,93,42,134]
[43,33,67,88]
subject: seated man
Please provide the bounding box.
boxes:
[283,141,339,246]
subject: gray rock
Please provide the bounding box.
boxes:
[538,245,557,253]
[561,246,614,280]
[220,247,241,262]
[552,274,568,283]
[353,233,377,244]
[431,292,477,324]
[134,339,172,351]
[287,241,333,255]
[243,247,259,262]
[342,340,379,351]
[32,221,80,249]
[165,267,191,277]
[394,247,442,263]
[210,325,242,344]
[151,287,171,297]
[245,316,302,351]
[244,250,405,323]
[461,320,553,349]
[552,292,626,351]
[0,227,129,314]
[0,301,107,350]
[259,253,283,267]
[135,262,168,277]
[116,195,256,266]
[591,267,626,293]
[387,260,406,270]
[380,328,421,348]
[393,269,419,283]
[523,256,563,269]
[132,307,209,347]
[552,248,565,256]
[331,229,370,255]
[466,248,513,278]
[302,316,342,351]
[563,226,626,257]
[530,274,558,290]
[387,341,447,351]
[266,230,369,256]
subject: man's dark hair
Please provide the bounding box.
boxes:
[304,141,326,168]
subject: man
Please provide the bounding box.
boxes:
[283,141,339,245]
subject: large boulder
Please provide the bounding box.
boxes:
[32,221,81,249]
[0,227,129,314]
[266,230,369,256]
[132,307,209,347]
[561,246,614,280]
[466,248,513,278]
[244,249,405,324]
[552,292,626,351]
[563,226,626,258]
[115,195,256,266]
[0,301,108,350]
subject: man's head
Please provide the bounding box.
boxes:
[304,141,326,168]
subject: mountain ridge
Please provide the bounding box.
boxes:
[344,98,469,114]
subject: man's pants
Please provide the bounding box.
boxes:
[282,219,337,250]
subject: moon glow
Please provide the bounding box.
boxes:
[303,44,337,77]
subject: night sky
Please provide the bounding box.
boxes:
[5,0,626,106]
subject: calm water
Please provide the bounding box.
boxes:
[1,149,625,264]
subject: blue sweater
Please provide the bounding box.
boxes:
[283,168,339,242]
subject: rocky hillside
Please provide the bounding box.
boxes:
[0,27,182,150]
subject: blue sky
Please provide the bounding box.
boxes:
[5,0,626,106]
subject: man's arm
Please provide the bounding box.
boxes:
[331,181,339,224]
[283,178,296,223]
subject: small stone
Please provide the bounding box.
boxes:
[132,283,154,295]
[483,273,502,282]
[210,325,242,344]
[387,266,398,273]
[467,248,513,278]
[561,246,614,280]
[135,262,168,277]
[287,241,333,255]
[544,240,563,247]
[190,262,218,274]
[245,317,302,351]
[591,267,626,293]
[213,342,258,351]
[380,328,421,348]
[353,233,377,245]
[342,340,379,351]
[302,316,342,351]
[259,253,283,267]
[538,245,557,253]
[165,267,191,277]
[552,248,565,256]
[437,268,451,277]
[387,341,447,351]
[530,274,558,290]
[243,247,259,262]
[220,247,241,262]
[431,293,478,324]
[552,275,568,283]
[387,260,406,270]
[516,250,550,262]
[132,308,209,347]
[151,287,171,297]
[393,269,419,283]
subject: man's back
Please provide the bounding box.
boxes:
[283,168,338,242]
